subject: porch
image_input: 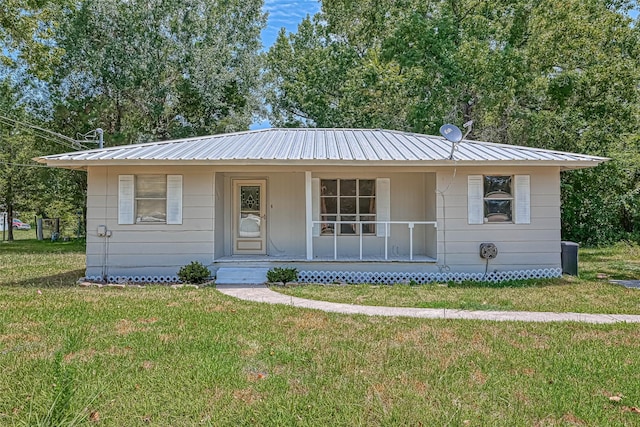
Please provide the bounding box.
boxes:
[213,169,438,262]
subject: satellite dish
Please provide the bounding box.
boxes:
[439,123,464,160]
[439,124,463,143]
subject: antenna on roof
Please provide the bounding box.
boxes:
[462,120,473,139]
[439,123,463,160]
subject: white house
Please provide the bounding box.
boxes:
[36,128,606,284]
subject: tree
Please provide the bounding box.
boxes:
[0,0,71,79]
[52,0,266,145]
[0,82,39,241]
[266,0,640,244]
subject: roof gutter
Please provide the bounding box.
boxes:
[34,158,609,171]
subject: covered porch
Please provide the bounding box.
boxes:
[213,169,438,263]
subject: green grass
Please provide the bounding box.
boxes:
[275,242,640,314]
[2,287,640,426]
[1,240,640,425]
[0,236,85,287]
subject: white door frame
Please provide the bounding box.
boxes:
[232,179,267,255]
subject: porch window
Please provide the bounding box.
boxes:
[118,174,182,225]
[320,179,376,235]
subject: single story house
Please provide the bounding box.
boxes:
[36,128,606,284]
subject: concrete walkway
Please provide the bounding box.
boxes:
[216,284,640,324]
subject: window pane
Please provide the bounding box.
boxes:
[320,215,335,234]
[321,197,337,214]
[321,180,337,196]
[340,215,356,234]
[340,197,356,214]
[361,215,376,234]
[136,175,166,198]
[484,200,512,222]
[340,180,356,196]
[136,200,166,223]
[484,176,512,198]
[359,197,375,214]
[240,186,260,211]
[359,180,375,196]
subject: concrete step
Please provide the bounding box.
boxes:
[215,267,269,285]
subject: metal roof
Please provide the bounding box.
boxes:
[36,128,608,169]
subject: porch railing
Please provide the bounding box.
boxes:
[311,220,437,261]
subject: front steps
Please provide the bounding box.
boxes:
[215,267,269,285]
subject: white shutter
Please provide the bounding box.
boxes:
[311,178,320,237]
[118,175,134,225]
[376,178,390,237]
[167,175,183,225]
[514,175,530,224]
[468,175,484,225]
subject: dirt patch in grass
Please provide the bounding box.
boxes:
[232,388,263,405]
[281,311,330,331]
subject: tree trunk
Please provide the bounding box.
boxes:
[7,203,14,242]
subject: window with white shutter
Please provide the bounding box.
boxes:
[467,175,484,225]
[468,174,530,224]
[376,178,390,237]
[118,174,183,224]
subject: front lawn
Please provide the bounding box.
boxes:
[0,237,85,287]
[1,286,640,426]
[275,242,640,314]
[1,239,639,425]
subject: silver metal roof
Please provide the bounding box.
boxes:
[36,128,608,169]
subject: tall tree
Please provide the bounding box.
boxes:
[266,0,640,244]
[0,82,39,241]
[0,0,70,79]
[52,0,266,145]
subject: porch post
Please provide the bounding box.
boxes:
[305,171,313,260]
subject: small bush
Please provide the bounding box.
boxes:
[266,267,298,283]
[177,261,211,284]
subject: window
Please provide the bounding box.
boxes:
[320,179,376,235]
[118,175,182,225]
[136,175,167,223]
[467,174,530,225]
[483,175,513,223]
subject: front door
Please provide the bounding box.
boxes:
[233,180,267,254]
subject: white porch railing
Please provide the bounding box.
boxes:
[311,220,437,261]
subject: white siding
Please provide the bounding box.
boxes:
[436,166,561,272]
[86,166,215,277]
[84,164,562,277]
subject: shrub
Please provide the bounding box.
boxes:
[266,267,298,283]
[177,261,211,284]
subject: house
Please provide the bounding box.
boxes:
[36,128,607,284]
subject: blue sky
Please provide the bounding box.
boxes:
[261,0,321,48]
[254,1,321,128]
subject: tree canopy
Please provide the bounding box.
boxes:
[266,0,640,244]
[53,0,266,144]
[0,0,266,238]
[1,0,639,244]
